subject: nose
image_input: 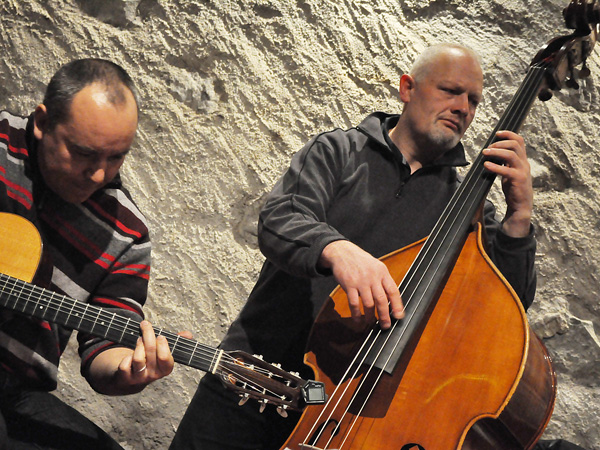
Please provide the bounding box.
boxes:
[85,162,107,184]
[452,93,470,116]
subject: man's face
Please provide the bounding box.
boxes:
[401,50,483,154]
[34,83,138,204]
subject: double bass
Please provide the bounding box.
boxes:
[281,2,599,449]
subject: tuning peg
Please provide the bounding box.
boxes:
[565,62,580,89]
[259,400,268,413]
[276,405,289,418]
[538,89,553,101]
[238,394,250,406]
[580,62,591,78]
[566,77,580,89]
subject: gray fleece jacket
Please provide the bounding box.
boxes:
[221,112,536,374]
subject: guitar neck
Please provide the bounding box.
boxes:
[0,273,221,373]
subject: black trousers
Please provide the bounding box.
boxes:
[0,388,123,450]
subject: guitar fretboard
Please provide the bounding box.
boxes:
[0,273,220,373]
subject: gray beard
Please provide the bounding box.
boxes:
[428,128,461,151]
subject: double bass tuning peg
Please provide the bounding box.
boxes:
[579,61,591,78]
[565,58,581,89]
[565,77,580,89]
[538,88,553,102]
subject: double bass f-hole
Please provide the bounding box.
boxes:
[305,419,341,449]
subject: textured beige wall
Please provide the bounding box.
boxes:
[1,0,599,448]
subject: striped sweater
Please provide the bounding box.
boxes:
[0,110,151,391]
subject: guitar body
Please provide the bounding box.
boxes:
[0,212,42,283]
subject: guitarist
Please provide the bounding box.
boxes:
[0,59,185,449]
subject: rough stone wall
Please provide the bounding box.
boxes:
[1,0,598,448]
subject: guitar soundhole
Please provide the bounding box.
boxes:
[401,444,425,450]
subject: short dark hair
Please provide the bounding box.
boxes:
[43,58,139,130]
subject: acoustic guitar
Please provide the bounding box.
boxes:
[0,211,325,415]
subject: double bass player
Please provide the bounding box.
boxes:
[170,43,584,450]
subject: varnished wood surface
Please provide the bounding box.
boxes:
[0,212,42,282]
[282,227,555,450]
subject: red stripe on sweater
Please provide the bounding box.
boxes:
[82,342,115,367]
[112,263,150,279]
[2,176,34,201]
[87,199,143,239]
[7,189,33,209]
[41,212,117,270]
[113,268,150,280]
[0,133,29,156]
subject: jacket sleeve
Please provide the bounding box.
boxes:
[77,228,151,379]
[258,134,348,278]
[482,200,537,310]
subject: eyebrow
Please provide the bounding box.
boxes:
[68,140,130,157]
[70,143,97,153]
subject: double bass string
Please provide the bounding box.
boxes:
[299,61,550,449]
[298,324,384,446]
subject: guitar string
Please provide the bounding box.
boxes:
[302,61,548,448]
[0,274,295,404]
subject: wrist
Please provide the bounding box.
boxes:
[502,212,531,238]
[319,239,350,270]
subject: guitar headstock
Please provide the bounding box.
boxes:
[216,350,326,417]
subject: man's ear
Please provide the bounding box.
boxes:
[33,104,48,140]
[398,74,416,103]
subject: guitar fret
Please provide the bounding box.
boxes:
[1,277,13,307]
[77,303,87,330]
[189,340,199,366]
[4,277,19,310]
[120,318,130,343]
[51,292,64,323]
[30,284,41,317]
[14,280,26,313]
[67,298,79,329]
[1,276,14,309]
[90,306,100,334]
[172,334,181,353]
[105,313,114,338]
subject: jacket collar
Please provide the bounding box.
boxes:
[357,112,469,168]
